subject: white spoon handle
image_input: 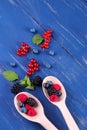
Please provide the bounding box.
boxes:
[39,114,58,130]
[57,102,79,130]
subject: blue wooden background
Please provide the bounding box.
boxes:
[0,0,87,130]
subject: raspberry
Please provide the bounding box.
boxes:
[18,94,28,102]
[26,97,37,107]
[49,94,58,102]
[25,104,32,110]
[27,108,36,116]
[53,84,61,91]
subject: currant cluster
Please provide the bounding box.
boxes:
[18,93,37,116]
[27,58,39,76]
[17,42,30,56]
[43,81,62,102]
[39,30,53,49]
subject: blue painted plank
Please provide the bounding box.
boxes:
[0,0,87,130]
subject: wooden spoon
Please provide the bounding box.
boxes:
[14,92,58,130]
[42,76,79,130]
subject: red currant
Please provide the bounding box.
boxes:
[33,63,37,67]
[35,63,39,67]
[25,45,30,49]
[47,34,51,38]
[40,44,45,48]
[21,42,26,46]
[30,58,36,63]
[18,48,23,52]
[43,35,49,39]
[44,42,49,46]
[46,39,50,43]
[29,68,32,72]
[31,68,34,73]
[44,45,49,49]
[26,71,32,76]
[34,67,38,71]
[17,52,22,56]
[47,30,52,33]
[21,51,25,55]
[28,63,33,68]
[23,48,28,53]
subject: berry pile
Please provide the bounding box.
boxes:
[18,94,37,116]
[17,42,30,56]
[32,76,42,86]
[27,58,39,76]
[43,81,62,102]
[11,83,23,94]
[39,30,53,49]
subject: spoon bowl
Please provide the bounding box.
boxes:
[42,76,79,130]
[14,92,44,122]
[14,92,58,130]
[42,76,66,106]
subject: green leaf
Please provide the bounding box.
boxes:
[2,70,18,81]
[32,34,43,45]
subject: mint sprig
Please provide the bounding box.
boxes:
[20,76,34,90]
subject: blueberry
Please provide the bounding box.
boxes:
[56,91,62,97]
[20,107,27,113]
[10,62,16,67]
[30,28,36,33]
[49,50,55,56]
[19,102,24,107]
[33,48,39,54]
[43,83,50,88]
[47,81,53,85]
[26,97,37,107]
[44,62,51,68]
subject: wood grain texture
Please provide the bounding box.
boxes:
[0,0,87,130]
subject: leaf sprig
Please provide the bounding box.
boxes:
[20,76,34,90]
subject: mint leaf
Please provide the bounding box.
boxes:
[20,76,28,85]
[20,80,26,85]
[2,70,18,81]
[26,77,31,86]
[26,84,34,90]
[32,34,43,45]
